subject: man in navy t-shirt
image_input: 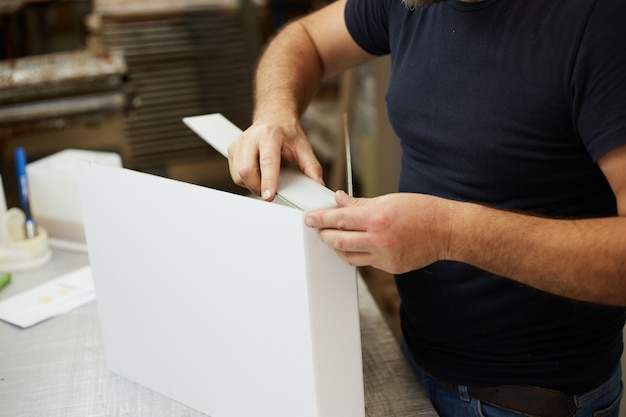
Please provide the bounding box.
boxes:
[226,0,626,416]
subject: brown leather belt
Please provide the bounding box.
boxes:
[438,379,577,417]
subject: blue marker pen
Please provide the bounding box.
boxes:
[14,147,37,239]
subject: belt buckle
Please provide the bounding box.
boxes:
[467,385,576,417]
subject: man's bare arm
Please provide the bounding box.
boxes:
[228,0,375,200]
[449,143,626,305]
[305,143,626,306]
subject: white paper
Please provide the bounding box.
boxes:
[79,112,364,417]
[183,113,365,415]
[0,266,94,328]
[78,165,364,417]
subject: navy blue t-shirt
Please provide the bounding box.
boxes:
[345,0,626,393]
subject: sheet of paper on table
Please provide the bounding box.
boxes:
[78,114,364,417]
[0,266,94,328]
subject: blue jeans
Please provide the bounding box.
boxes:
[401,340,623,417]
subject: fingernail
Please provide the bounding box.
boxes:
[262,189,271,200]
[304,217,314,227]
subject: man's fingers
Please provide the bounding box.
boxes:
[228,122,324,201]
[298,152,325,185]
[258,138,283,201]
[319,229,370,253]
[311,192,366,227]
[305,205,367,232]
[227,139,249,187]
[338,250,373,267]
[240,141,265,196]
[335,190,362,207]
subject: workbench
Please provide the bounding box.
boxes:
[0,249,438,417]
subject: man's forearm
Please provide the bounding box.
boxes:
[450,202,626,305]
[253,21,324,123]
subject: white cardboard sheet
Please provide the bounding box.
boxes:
[78,114,364,417]
[183,113,338,211]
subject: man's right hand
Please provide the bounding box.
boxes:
[227,116,324,202]
[225,0,373,202]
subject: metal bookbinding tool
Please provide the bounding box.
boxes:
[343,113,354,197]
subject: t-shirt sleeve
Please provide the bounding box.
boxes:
[344,0,391,56]
[573,0,626,162]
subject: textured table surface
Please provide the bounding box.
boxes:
[0,249,437,417]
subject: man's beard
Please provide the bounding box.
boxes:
[402,0,444,9]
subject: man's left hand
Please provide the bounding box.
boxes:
[304,190,456,274]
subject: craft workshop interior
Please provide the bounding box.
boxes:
[3,2,626,417]
[0,0,403,336]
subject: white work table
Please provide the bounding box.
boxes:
[0,249,438,417]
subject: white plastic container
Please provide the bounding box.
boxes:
[28,149,122,251]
